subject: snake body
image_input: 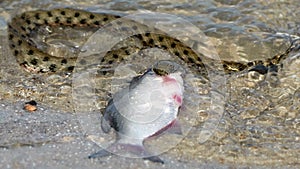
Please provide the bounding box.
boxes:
[8,8,294,76]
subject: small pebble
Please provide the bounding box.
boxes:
[24,100,37,112]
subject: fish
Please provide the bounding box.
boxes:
[88,61,184,164]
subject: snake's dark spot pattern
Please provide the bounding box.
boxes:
[145,33,150,37]
[257,60,263,65]
[21,14,25,20]
[136,34,143,40]
[161,45,167,49]
[44,19,49,25]
[90,14,95,19]
[34,13,40,20]
[14,50,19,56]
[183,50,189,55]
[61,59,67,65]
[21,26,26,31]
[196,56,202,62]
[27,26,33,32]
[30,58,38,65]
[39,69,47,73]
[26,19,31,24]
[174,51,180,57]
[188,57,194,63]
[80,19,87,24]
[158,36,164,42]
[43,57,49,61]
[27,50,34,55]
[247,62,254,67]
[18,40,22,46]
[171,43,176,48]
[153,68,168,76]
[20,61,28,69]
[67,66,74,71]
[10,44,15,48]
[8,34,14,40]
[94,21,100,25]
[125,50,130,55]
[103,17,108,22]
[108,60,113,64]
[238,64,247,71]
[47,11,53,17]
[60,11,66,16]
[113,54,119,59]
[148,38,154,45]
[55,17,60,24]
[66,17,72,24]
[196,62,204,68]
[74,12,80,17]
[49,64,57,72]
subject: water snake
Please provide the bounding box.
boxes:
[7,8,296,76]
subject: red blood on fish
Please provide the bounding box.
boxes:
[173,94,182,105]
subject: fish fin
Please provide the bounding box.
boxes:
[88,142,164,164]
[128,144,164,164]
[150,119,182,137]
[143,156,164,164]
[88,149,112,159]
[166,119,182,135]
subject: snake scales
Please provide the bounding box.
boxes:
[7,8,296,77]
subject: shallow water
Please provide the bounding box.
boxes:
[0,0,299,168]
